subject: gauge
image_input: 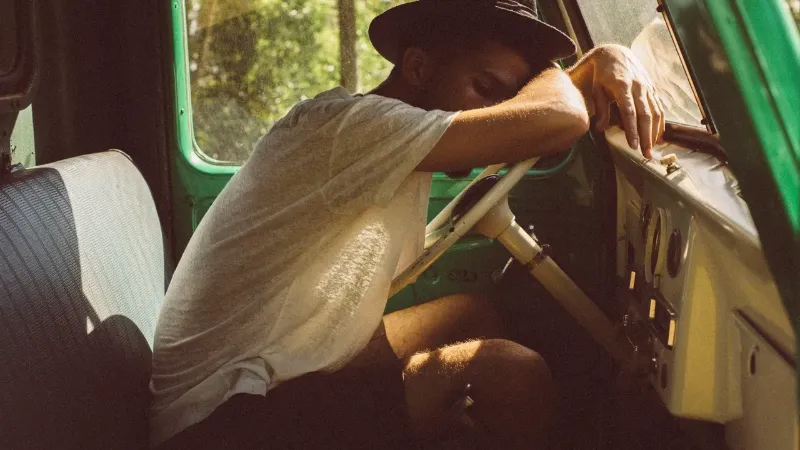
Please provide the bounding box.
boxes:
[667,229,682,277]
[643,207,667,283]
[627,241,635,270]
[650,215,662,276]
[640,202,652,239]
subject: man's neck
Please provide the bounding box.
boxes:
[367,76,420,108]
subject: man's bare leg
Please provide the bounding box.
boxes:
[347,294,555,448]
[347,293,504,368]
[384,293,505,358]
[403,339,555,448]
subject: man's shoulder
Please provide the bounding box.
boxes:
[271,87,358,131]
[271,87,408,133]
[313,86,354,101]
[304,87,410,115]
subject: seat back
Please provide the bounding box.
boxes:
[0,151,164,449]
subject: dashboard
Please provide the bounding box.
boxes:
[605,128,798,449]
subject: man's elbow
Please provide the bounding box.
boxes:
[548,74,590,143]
[564,103,591,139]
[555,98,590,146]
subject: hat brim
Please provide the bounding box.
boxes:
[369,2,577,66]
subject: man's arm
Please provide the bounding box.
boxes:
[416,67,590,172]
[417,44,665,172]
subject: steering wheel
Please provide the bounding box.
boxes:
[389,157,540,297]
[390,149,631,366]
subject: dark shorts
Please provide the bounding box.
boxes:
[157,357,419,450]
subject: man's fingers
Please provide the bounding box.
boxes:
[611,83,639,151]
[650,94,660,144]
[632,82,653,158]
[593,88,612,132]
[647,90,664,147]
[656,96,666,144]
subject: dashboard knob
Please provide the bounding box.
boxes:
[659,154,678,166]
[659,153,680,174]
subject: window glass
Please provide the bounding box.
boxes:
[576,0,705,128]
[10,106,35,168]
[185,0,408,163]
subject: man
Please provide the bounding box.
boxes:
[151,0,664,448]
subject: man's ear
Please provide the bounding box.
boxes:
[400,47,434,88]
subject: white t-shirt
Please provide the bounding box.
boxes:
[149,87,457,446]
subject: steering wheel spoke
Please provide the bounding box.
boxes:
[425,164,506,235]
[390,226,461,297]
[392,158,539,296]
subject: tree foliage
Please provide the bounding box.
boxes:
[186,0,408,162]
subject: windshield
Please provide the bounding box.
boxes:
[576,0,706,129]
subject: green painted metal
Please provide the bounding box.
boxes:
[733,0,800,166]
[168,0,238,254]
[665,0,800,401]
[710,0,800,230]
[169,0,238,177]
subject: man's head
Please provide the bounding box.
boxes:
[369,0,576,111]
[390,22,552,111]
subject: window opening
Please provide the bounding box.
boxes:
[184,0,409,164]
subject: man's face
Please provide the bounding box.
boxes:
[415,40,534,112]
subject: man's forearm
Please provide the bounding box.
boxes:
[514,67,589,118]
[416,68,591,172]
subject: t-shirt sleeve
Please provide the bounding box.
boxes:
[317,95,458,211]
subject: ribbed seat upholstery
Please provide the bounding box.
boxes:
[0,151,164,449]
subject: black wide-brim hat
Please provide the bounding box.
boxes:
[369,0,577,65]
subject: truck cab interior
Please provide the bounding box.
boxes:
[1,0,799,449]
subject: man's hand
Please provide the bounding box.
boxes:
[568,44,665,158]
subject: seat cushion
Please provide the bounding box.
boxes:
[0,151,164,449]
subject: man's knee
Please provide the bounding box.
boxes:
[465,339,556,446]
[469,339,554,407]
[403,338,556,443]
[404,338,553,401]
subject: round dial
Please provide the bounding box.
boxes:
[667,229,682,277]
[643,207,667,283]
[640,202,652,240]
[650,215,662,275]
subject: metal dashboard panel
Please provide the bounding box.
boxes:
[606,128,796,443]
